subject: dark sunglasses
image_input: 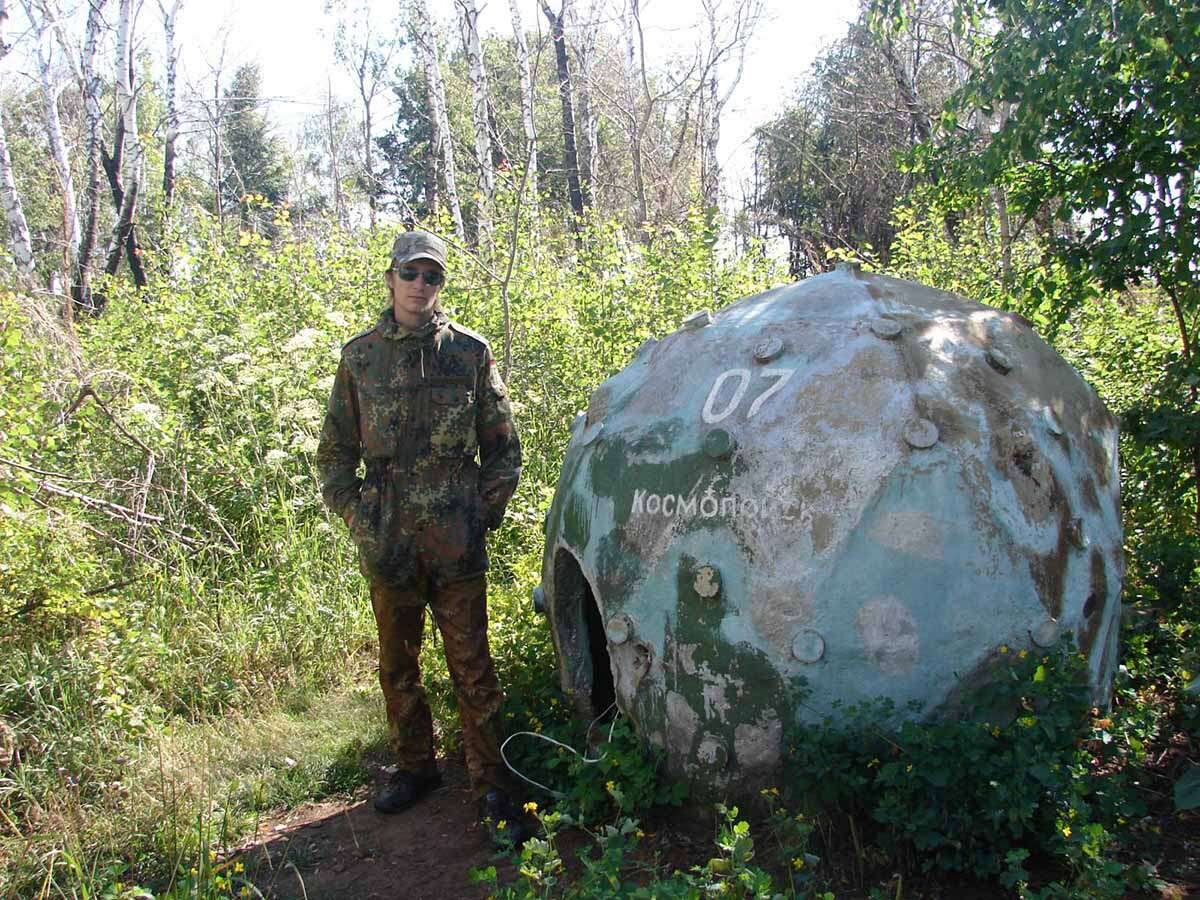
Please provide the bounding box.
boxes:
[393,267,445,286]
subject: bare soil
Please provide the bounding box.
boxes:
[237,759,516,900]
[232,745,1200,900]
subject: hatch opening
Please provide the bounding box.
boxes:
[553,548,615,720]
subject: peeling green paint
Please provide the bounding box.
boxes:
[536,268,1124,798]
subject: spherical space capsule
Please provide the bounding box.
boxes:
[536,267,1122,795]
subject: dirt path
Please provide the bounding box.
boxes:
[237,759,517,899]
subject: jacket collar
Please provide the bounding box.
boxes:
[376,307,448,343]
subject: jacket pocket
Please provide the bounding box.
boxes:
[429,381,477,456]
[350,479,382,554]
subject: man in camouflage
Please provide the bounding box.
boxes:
[317,230,529,843]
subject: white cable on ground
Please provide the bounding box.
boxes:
[501,701,620,798]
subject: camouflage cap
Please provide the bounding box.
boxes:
[389,230,448,271]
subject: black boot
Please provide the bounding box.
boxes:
[374,770,443,814]
[479,788,535,848]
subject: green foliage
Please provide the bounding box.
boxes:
[548,718,687,822]
[0,199,776,896]
[784,642,1141,893]
[220,64,290,226]
[477,802,830,899]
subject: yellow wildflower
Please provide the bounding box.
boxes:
[792,857,806,870]
[999,645,1009,654]
[523,801,538,814]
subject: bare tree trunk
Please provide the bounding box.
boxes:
[200,50,229,230]
[363,98,376,227]
[507,0,538,204]
[412,0,465,241]
[541,0,585,221]
[992,186,1013,283]
[158,1,181,207]
[24,0,79,275]
[105,0,147,286]
[0,0,35,277]
[696,0,763,215]
[700,75,719,211]
[568,0,598,204]
[0,112,35,277]
[74,0,107,307]
[334,14,396,229]
[325,78,347,227]
[457,0,494,241]
[624,0,649,232]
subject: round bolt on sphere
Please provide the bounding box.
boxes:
[606,615,631,645]
[791,629,825,664]
[753,334,784,363]
[1032,619,1062,648]
[870,317,903,340]
[987,347,1013,374]
[704,428,737,459]
[682,310,713,330]
[694,565,722,599]
[903,418,940,449]
[539,267,1122,798]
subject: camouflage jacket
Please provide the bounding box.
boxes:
[317,307,521,587]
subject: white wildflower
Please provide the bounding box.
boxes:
[283,328,321,353]
[128,402,162,423]
[264,449,289,466]
[291,398,322,424]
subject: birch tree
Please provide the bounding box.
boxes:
[75,0,108,304]
[541,0,585,220]
[103,0,147,285]
[456,0,493,240]
[695,0,763,211]
[333,2,398,228]
[622,0,652,231]
[22,0,80,277]
[568,0,598,203]
[507,0,537,203]
[324,78,348,226]
[0,0,35,277]
[157,0,182,206]
[411,0,464,241]
[192,43,231,229]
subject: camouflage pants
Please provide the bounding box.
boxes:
[369,574,510,798]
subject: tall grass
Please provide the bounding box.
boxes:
[0,202,777,896]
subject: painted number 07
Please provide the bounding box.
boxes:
[701,368,796,424]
